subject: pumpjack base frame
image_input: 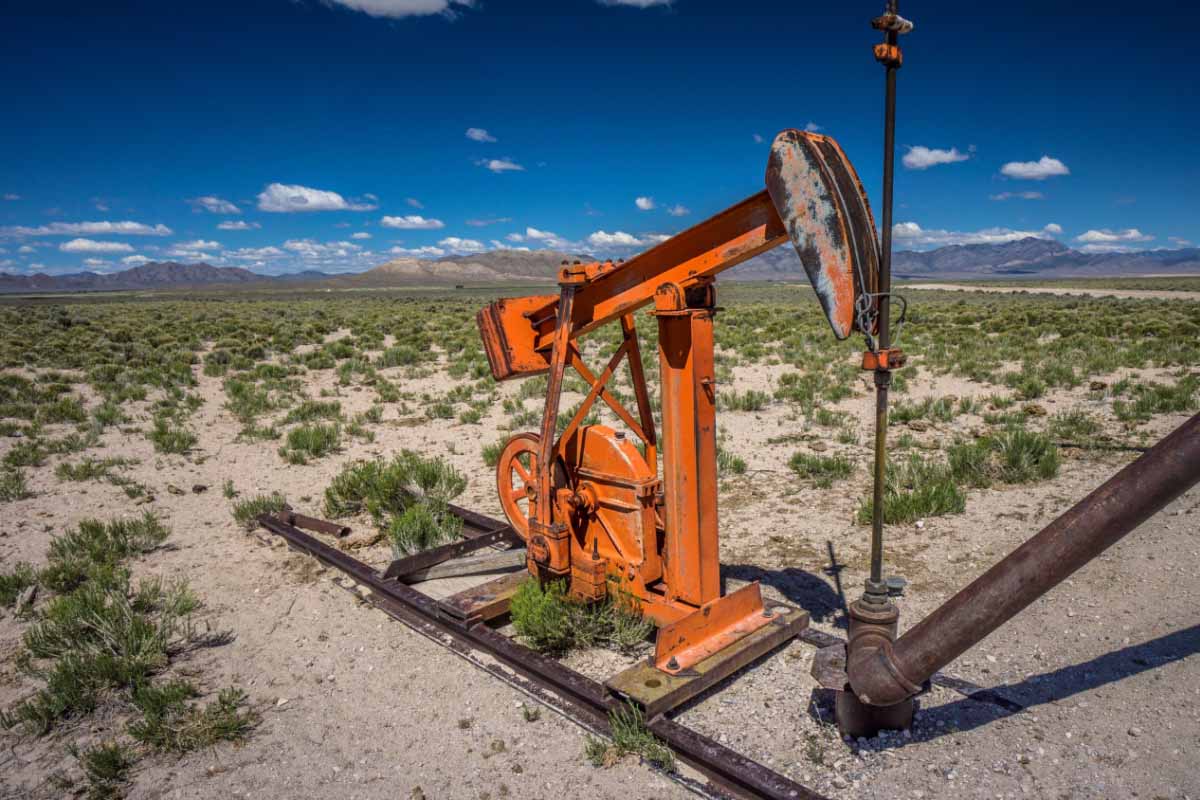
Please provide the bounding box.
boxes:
[256,507,827,800]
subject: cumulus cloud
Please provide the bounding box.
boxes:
[990,191,1044,201]
[17,245,35,254]
[465,216,512,227]
[60,238,136,253]
[466,127,497,143]
[1043,223,1063,235]
[635,196,655,211]
[390,245,447,258]
[587,230,644,248]
[1075,228,1153,244]
[752,133,764,144]
[437,236,485,254]
[405,197,424,208]
[324,0,474,19]
[190,196,241,214]
[217,220,261,231]
[122,255,152,266]
[902,146,969,170]
[381,214,444,230]
[1000,155,1070,180]
[2,193,18,201]
[225,246,286,261]
[82,258,111,267]
[1,220,172,237]
[175,239,221,251]
[891,221,1054,248]
[666,204,689,217]
[283,239,364,258]
[476,158,524,173]
[1168,236,1193,247]
[256,183,377,212]
[351,232,372,239]
[804,121,822,133]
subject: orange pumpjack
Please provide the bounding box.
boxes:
[477,129,883,675]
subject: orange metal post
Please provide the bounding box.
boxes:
[654,282,720,606]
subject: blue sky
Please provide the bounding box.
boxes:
[1,0,1196,275]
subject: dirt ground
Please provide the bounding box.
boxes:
[1,300,1198,799]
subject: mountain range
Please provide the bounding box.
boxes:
[2,238,1198,294]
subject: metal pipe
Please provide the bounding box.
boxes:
[848,412,1200,707]
[868,0,901,589]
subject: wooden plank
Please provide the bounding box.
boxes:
[382,527,518,581]
[437,570,528,628]
[400,548,526,584]
[606,604,808,718]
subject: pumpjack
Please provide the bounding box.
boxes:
[477,128,884,676]
[260,3,1200,769]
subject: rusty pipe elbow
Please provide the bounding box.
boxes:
[845,636,922,708]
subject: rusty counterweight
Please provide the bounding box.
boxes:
[847,412,1200,708]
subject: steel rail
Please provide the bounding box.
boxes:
[256,513,828,800]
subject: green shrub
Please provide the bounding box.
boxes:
[789,452,854,488]
[510,580,652,657]
[386,503,462,556]
[230,493,287,530]
[278,423,341,464]
[0,467,30,501]
[149,417,197,454]
[40,513,170,594]
[585,702,674,772]
[482,438,507,467]
[129,682,258,753]
[720,389,770,412]
[0,562,38,607]
[283,399,342,424]
[992,428,1060,483]
[857,455,966,525]
[77,740,135,800]
[1049,410,1102,443]
[716,445,747,477]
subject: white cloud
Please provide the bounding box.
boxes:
[256,183,377,212]
[2,193,18,201]
[1078,243,1140,254]
[1000,155,1070,180]
[226,246,286,260]
[122,255,152,266]
[902,146,969,170]
[405,197,424,208]
[324,0,474,19]
[490,240,529,251]
[1075,228,1152,244]
[752,133,764,144]
[635,196,655,211]
[1,220,172,237]
[476,158,524,173]
[381,214,444,229]
[892,221,1054,248]
[465,216,511,227]
[1168,236,1193,247]
[283,239,364,258]
[525,227,557,241]
[466,127,497,143]
[351,232,372,239]
[82,258,111,267]
[17,245,35,254]
[597,0,671,6]
[505,232,524,242]
[990,191,1044,201]
[60,238,135,253]
[666,204,689,217]
[437,236,485,254]
[176,239,221,251]
[1043,223,1063,235]
[190,195,241,214]
[587,230,644,248]
[217,220,261,231]
[389,245,447,258]
[804,121,822,133]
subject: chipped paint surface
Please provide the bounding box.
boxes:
[765,129,879,339]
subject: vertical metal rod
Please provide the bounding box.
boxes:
[869,1,900,587]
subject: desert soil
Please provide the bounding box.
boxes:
[902,282,1200,302]
[2,302,1198,800]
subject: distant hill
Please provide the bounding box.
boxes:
[0,261,272,294]
[2,239,1198,295]
[731,237,1200,280]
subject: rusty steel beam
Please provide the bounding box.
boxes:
[847,412,1200,708]
[256,513,828,800]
